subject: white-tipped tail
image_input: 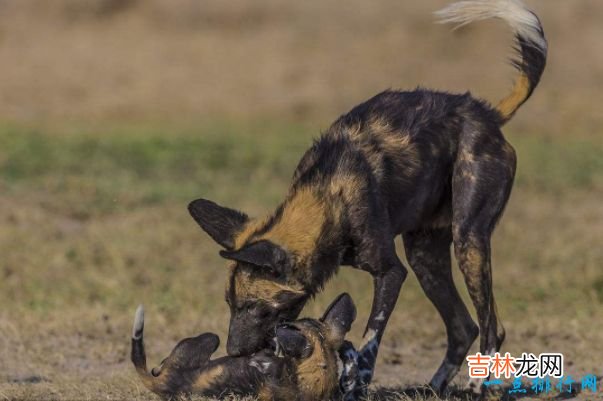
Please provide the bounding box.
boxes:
[435,0,546,52]
[133,304,145,339]
[131,304,155,392]
[435,0,547,123]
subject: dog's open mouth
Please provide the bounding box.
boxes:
[271,323,302,358]
[265,323,300,358]
[271,336,283,358]
[252,336,282,358]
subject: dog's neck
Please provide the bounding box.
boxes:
[234,187,347,296]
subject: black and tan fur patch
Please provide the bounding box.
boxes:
[131,294,355,401]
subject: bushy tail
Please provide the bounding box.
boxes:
[436,0,547,124]
[131,305,156,392]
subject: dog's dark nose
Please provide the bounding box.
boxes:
[227,332,264,356]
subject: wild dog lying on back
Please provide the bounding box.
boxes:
[187,0,547,398]
[131,293,356,400]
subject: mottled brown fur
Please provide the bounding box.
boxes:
[131,294,356,401]
[228,264,305,307]
[293,324,340,401]
[192,365,225,389]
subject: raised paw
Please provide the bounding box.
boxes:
[338,340,378,401]
[339,340,359,398]
[356,337,378,388]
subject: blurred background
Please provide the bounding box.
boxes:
[0,1,602,400]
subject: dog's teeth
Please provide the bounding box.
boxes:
[271,337,283,357]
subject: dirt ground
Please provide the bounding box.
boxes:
[1,0,602,400]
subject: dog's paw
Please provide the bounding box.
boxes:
[340,340,374,400]
[339,340,359,395]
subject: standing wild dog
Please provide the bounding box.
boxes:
[131,294,357,401]
[188,0,547,397]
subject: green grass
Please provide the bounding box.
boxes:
[0,121,314,217]
[0,121,314,316]
[1,123,602,217]
[512,135,603,191]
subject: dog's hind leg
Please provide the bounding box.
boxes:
[452,126,516,394]
[403,228,478,394]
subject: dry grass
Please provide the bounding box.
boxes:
[0,0,601,138]
[1,0,602,400]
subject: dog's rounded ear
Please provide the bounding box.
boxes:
[320,293,357,348]
[275,326,313,359]
[196,332,220,360]
[188,198,248,250]
[167,333,220,370]
[219,240,288,275]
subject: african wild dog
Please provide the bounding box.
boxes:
[188,0,547,397]
[131,293,357,401]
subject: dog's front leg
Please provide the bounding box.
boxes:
[342,247,407,400]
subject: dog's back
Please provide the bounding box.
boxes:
[289,0,546,235]
[295,30,545,232]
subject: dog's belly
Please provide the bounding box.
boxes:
[385,174,452,234]
[377,136,455,235]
